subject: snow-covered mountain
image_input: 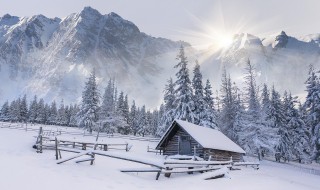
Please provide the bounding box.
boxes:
[201,31,320,99]
[0,7,188,107]
[1,6,320,107]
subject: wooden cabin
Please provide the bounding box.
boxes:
[155,120,246,162]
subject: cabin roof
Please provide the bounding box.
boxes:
[156,119,246,154]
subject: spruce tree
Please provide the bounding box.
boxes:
[20,94,28,123]
[200,79,218,129]
[78,70,100,133]
[48,101,57,125]
[28,95,38,123]
[0,101,10,121]
[173,45,195,123]
[304,65,320,161]
[192,61,204,125]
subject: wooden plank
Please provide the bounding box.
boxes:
[164,160,232,165]
[120,167,161,173]
[57,151,90,164]
[58,147,83,153]
[93,150,164,169]
[75,157,95,163]
[162,165,230,174]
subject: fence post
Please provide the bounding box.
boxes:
[55,137,59,160]
[126,143,128,152]
[39,135,43,153]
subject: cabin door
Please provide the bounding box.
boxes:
[179,136,191,155]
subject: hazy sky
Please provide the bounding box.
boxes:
[1,0,319,45]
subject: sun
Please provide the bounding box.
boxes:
[217,34,234,49]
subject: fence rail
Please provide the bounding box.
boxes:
[0,122,160,142]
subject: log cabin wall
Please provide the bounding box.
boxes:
[163,126,204,156]
[203,149,243,162]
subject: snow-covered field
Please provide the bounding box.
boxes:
[0,123,319,190]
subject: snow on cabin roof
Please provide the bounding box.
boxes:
[157,119,245,154]
[176,120,245,154]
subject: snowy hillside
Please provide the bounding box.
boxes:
[0,7,189,107]
[0,124,319,190]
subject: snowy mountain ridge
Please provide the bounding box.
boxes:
[201,30,320,99]
[1,7,320,107]
[0,7,188,107]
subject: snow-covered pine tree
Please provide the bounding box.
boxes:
[0,101,10,121]
[20,94,28,123]
[219,68,237,138]
[28,96,38,123]
[78,70,100,133]
[284,92,311,162]
[44,103,50,125]
[115,91,130,134]
[159,78,176,135]
[156,104,167,137]
[129,100,139,136]
[200,79,218,129]
[261,84,270,120]
[123,94,130,134]
[138,105,148,137]
[35,98,46,124]
[276,91,294,162]
[192,61,205,125]
[173,45,195,123]
[48,101,57,125]
[150,110,159,136]
[244,60,260,119]
[240,61,276,158]
[304,65,320,161]
[9,99,20,122]
[69,104,80,127]
[56,100,68,126]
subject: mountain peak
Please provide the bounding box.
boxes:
[108,12,122,19]
[274,30,289,49]
[2,14,12,19]
[80,6,101,17]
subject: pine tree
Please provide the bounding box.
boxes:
[239,61,276,158]
[284,92,311,162]
[138,105,148,137]
[192,61,204,125]
[156,104,167,137]
[304,65,320,161]
[123,94,130,134]
[69,104,80,127]
[115,91,129,134]
[160,78,176,134]
[48,101,57,125]
[0,101,10,121]
[276,91,293,161]
[20,94,28,123]
[57,100,67,126]
[261,84,270,120]
[35,98,46,124]
[244,60,260,119]
[78,70,100,133]
[129,100,139,136]
[28,95,38,123]
[200,79,218,129]
[219,68,237,138]
[9,99,20,122]
[173,45,195,122]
